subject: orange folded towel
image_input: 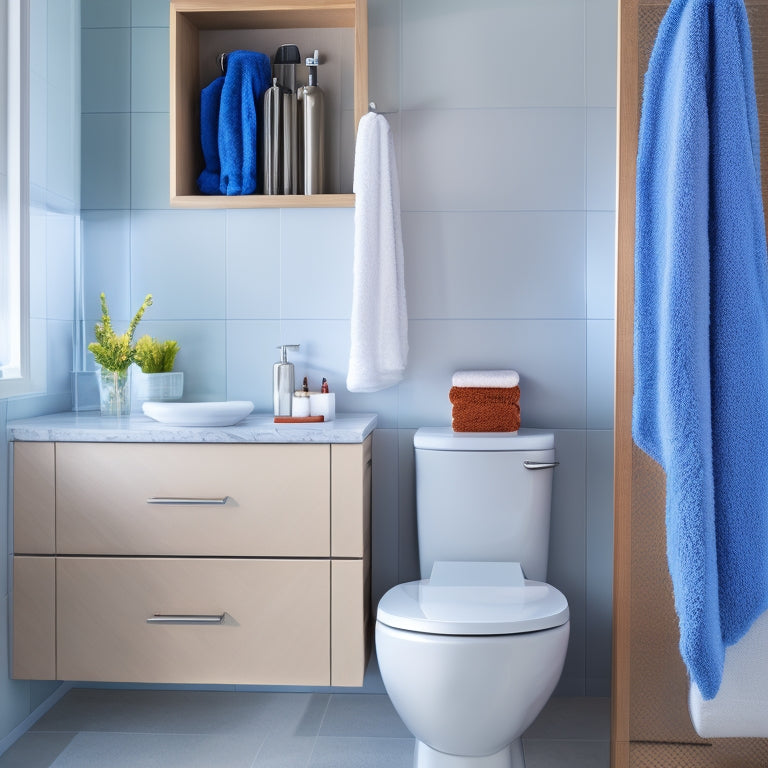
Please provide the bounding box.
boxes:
[449,386,520,405]
[449,386,521,432]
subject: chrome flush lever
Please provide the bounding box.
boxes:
[523,461,560,471]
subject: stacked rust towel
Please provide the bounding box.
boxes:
[449,370,521,432]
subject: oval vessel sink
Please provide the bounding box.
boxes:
[142,401,254,427]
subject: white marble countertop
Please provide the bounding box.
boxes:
[7,411,378,444]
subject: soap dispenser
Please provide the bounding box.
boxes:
[274,344,300,416]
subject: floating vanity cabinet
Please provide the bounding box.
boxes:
[170,0,369,208]
[12,435,373,687]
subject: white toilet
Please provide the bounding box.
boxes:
[375,428,570,768]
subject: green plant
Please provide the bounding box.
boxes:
[134,335,180,373]
[88,293,152,372]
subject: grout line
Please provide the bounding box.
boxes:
[306,693,333,767]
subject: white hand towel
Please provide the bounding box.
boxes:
[452,370,520,388]
[346,112,408,393]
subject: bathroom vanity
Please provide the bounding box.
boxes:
[8,413,375,687]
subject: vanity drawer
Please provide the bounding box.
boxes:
[57,557,331,684]
[56,443,330,556]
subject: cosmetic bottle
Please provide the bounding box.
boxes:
[274,344,299,416]
[310,377,335,421]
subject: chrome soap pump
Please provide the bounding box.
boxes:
[274,344,300,416]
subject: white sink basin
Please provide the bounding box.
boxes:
[142,401,254,427]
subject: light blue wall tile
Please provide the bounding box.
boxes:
[28,318,49,397]
[0,401,7,596]
[550,428,587,696]
[29,0,47,78]
[587,319,614,430]
[29,73,47,190]
[371,429,400,605]
[131,113,170,209]
[586,429,614,697]
[368,0,400,115]
[402,0,584,109]
[586,0,618,108]
[397,429,419,583]
[46,319,74,394]
[277,319,399,428]
[587,211,615,320]
[46,79,79,209]
[130,210,226,320]
[279,209,354,320]
[225,320,281,408]
[46,213,76,322]
[404,212,586,320]
[81,114,131,210]
[47,0,80,212]
[0,597,32,739]
[132,0,171,28]
[225,210,281,320]
[401,108,586,212]
[137,320,227,402]
[586,108,617,211]
[82,210,131,322]
[82,29,130,113]
[30,681,62,712]
[29,207,47,320]
[131,28,169,113]
[82,0,130,28]
[397,319,586,429]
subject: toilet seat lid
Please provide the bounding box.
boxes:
[376,576,570,636]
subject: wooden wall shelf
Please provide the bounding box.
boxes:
[170,0,368,209]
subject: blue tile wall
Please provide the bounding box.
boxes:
[75,0,617,697]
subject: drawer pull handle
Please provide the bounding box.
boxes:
[147,614,225,625]
[146,497,229,506]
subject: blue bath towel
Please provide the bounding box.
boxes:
[218,50,271,196]
[197,75,225,195]
[634,0,768,700]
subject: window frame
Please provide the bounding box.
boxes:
[0,0,31,398]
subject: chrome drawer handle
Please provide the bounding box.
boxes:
[523,461,559,471]
[147,614,225,624]
[146,496,229,506]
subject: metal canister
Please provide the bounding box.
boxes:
[298,50,324,195]
[282,91,298,194]
[273,45,301,194]
[262,78,282,195]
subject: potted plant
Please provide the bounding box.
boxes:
[88,293,152,417]
[133,335,183,402]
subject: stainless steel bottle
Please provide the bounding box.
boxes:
[273,45,301,195]
[298,50,324,195]
[262,78,282,195]
[273,344,300,416]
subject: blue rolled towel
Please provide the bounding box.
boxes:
[634,0,768,700]
[218,50,272,196]
[197,75,225,195]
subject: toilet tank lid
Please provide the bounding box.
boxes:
[414,427,554,451]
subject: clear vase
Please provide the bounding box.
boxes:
[98,368,131,417]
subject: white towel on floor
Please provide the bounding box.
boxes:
[346,112,408,393]
[689,608,768,737]
[452,370,520,388]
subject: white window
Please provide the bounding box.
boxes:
[0,0,30,396]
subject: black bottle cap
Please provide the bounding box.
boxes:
[274,44,301,65]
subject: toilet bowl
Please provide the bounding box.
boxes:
[376,428,568,767]
[376,561,569,768]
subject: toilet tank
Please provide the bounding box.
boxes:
[414,428,556,581]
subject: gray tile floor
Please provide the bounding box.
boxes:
[0,689,609,767]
